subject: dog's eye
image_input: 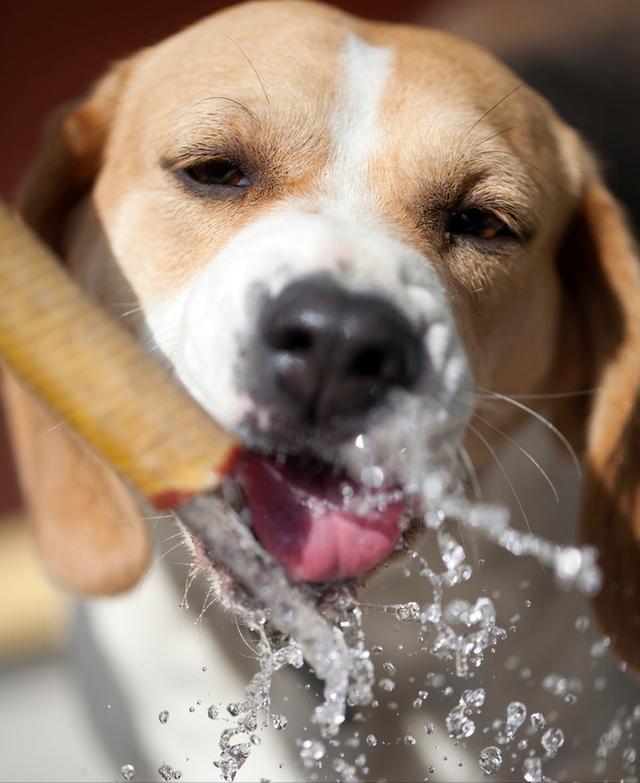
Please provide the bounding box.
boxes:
[447,208,514,240]
[182,159,250,189]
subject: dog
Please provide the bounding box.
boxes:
[4,2,640,779]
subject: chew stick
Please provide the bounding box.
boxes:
[0,201,237,504]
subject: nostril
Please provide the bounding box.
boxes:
[270,326,314,353]
[349,345,388,378]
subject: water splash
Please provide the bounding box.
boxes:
[180,411,613,782]
[478,746,502,775]
[434,497,602,597]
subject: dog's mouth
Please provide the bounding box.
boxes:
[222,450,406,583]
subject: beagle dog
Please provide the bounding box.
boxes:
[4,1,640,778]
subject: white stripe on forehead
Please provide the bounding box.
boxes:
[326,34,394,208]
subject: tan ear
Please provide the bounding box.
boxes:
[554,131,640,667]
[3,58,151,595]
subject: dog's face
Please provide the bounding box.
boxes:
[63,1,576,581]
[8,2,640,661]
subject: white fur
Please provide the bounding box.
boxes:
[325,34,394,209]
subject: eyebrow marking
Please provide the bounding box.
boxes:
[326,33,394,207]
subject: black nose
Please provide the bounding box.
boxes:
[255,276,424,426]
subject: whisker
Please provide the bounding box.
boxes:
[39,421,65,435]
[476,388,581,476]
[223,33,271,106]
[475,126,517,147]
[473,412,560,503]
[472,148,546,179]
[463,83,525,139]
[498,389,597,401]
[180,94,256,120]
[467,421,546,575]
[116,305,144,321]
[457,444,483,502]
[197,583,216,622]
[154,531,185,547]
[182,563,200,610]
[234,616,261,660]
[138,540,188,590]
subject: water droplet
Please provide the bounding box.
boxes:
[300,739,325,768]
[394,602,420,623]
[271,713,288,731]
[446,703,475,739]
[597,716,623,758]
[541,727,564,756]
[378,678,396,692]
[478,746,502,775]
[403,734,416,746]
[522,757,542,783]
[366,734,377,747]
[623,746,637,764]
[530,713,546,731]
[158,764,174,782]
[591,637,611,658]
[462,688,486,710]
[574,615,590,633]
[227,702,241,717]
[158,710,169,725]
[361,465,385,488]
[382,662,396,675]
[188,706,195,713]
[505,701,527,740]
[371,645,383,655]
[207,705,220,720]
[120,764,135,781]
[425,723,437,735]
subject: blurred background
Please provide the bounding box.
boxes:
[0,0,638,779]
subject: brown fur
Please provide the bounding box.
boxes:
[4,1,640,663]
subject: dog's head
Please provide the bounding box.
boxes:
[7,1,640,663]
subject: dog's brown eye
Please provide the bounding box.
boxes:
[183,159,250,189]
[447,208,514,240]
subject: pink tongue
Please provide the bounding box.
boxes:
[234,452,403,583]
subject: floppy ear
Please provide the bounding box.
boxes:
[2,58,151,595]
[553,128,640,667]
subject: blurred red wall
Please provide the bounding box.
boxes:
[0,0,431,514]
